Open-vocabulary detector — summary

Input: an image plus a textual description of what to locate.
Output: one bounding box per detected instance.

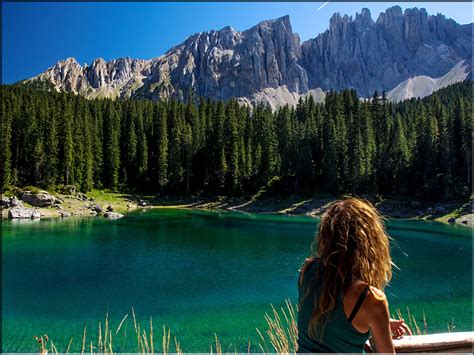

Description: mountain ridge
[24,6,472,106]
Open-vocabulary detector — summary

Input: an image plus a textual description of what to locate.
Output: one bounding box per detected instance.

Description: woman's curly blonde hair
[299,197,393,340]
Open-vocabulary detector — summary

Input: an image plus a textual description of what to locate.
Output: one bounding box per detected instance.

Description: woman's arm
[367,292,395,353]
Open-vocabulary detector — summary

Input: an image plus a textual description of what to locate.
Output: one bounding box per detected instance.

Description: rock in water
[8,206,41,219]
[104,211,124,219]
[21,191,59,207]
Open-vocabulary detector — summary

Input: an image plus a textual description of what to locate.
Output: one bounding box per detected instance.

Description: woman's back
[297,258,370,353]
[297,198,410,353]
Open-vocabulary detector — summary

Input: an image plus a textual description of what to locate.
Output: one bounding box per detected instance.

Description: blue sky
[2,2,472,84]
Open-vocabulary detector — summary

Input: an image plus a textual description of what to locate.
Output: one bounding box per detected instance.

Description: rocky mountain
[25,6,472,106]
[300,7,472,97]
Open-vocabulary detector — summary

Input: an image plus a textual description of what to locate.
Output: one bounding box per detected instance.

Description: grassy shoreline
[19,301,469,354]
[1,188,472,227]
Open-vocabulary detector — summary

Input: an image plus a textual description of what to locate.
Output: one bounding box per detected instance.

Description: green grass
[85,189,133,212]
[435,206,469,223]
[86,189,128,203]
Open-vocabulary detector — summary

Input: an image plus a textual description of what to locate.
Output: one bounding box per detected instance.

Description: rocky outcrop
[104,211,124,219]
[10,196,22,207]
[59,210,72,218]
[300,6,472,97]
[92,204,104,213]
[1,196,21,208]
[28,16,307,104]
[21,191,61,207]
[154,15,308,100]
[25,7,472,105]
[8,206,41,219]
[0,197,10,208]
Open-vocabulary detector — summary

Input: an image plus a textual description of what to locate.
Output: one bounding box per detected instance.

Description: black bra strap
[348,286,370,323]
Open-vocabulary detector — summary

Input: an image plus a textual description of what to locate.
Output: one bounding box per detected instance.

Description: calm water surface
[2,209,472,352]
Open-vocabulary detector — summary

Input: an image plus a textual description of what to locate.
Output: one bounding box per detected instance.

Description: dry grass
[35,300,452,354]
[256,299,298,354]
[40,309,182,354]
[395,306,431,335]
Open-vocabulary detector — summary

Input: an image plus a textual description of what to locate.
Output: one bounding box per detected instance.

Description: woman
[297,197,411,353]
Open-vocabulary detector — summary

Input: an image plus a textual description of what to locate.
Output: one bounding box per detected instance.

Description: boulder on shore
[21,191,61,207]
[104,211,124,219]
[1,197,10,208]
[10,196,22,207]
[8,206,41,219]
[60,185,76,195]
[59,210,71,218]
[92,204,103,213]
[138,199,150,207]
[448,217,456,223]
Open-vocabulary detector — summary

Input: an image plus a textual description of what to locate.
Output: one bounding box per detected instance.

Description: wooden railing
[366,332,473,353]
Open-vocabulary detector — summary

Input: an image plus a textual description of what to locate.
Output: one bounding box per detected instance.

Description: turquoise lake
[2,209,473,352]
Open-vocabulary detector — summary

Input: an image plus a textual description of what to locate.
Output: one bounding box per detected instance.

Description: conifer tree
[322,116,338,192]
[136,109,148,183]
[0,81,470,200]
[386,114,410,193]
[225,101,240,193]
[59,101,74,186]
[1,96,13,189]
[155,105,168,192]
[103,102,121,189]
[168,101,184,190]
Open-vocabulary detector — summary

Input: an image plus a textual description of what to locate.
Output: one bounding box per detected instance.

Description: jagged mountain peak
[219,25,236,34]
[26,7,472,107]
[62,57,81,65]
[301,6,471,97]
[355,8,373,24]
[254,14,291,28]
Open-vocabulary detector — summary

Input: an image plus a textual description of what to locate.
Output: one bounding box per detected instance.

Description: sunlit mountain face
[24,6,472,108]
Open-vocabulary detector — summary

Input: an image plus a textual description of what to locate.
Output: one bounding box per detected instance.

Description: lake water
[2,209,472,352]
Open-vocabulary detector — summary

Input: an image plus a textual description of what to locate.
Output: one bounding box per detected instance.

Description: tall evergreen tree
[1,96,13,189]
[103,102,121,189]
[155,104,168,192]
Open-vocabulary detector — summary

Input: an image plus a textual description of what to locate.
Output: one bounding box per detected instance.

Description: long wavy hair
[299,197,393,340]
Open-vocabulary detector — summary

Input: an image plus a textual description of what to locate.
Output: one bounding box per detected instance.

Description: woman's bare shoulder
[368,286,387,302]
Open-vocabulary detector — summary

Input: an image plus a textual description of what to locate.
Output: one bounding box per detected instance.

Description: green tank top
[297,259,370,353]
